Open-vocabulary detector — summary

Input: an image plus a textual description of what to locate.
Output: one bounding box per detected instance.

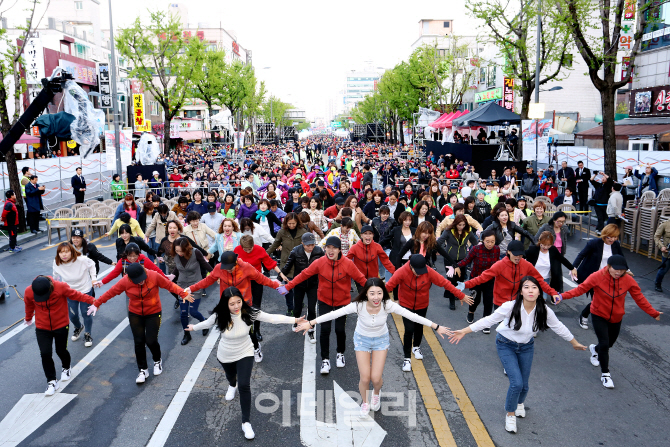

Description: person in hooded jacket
[24,276,97,395]
[236,195,258,221]
[557,255,661,389]
[115,224,157,261]
[346,225,395,283]
[386,254,472,372]
[278,236,366,375]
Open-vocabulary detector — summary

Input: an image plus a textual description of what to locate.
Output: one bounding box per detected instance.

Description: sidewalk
[1,220,50,252]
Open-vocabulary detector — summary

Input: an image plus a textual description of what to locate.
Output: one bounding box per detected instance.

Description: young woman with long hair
[295,277,450,416]
[113,193,138,222]
[399,221,452,271]
[52,242,100,348]
[449,276,586,434]
[186,286,305,440]
[525,231,577,298]
[485,206,536,258]
[438,214,479,310]
[69,229,113,274]
[239,217,274,247]
[209,218,242,262]
[306,196,328,243]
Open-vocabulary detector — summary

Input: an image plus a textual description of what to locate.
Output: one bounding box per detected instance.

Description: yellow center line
[390,313,457,447]
[424,330,495,447]
[40,234,107,250]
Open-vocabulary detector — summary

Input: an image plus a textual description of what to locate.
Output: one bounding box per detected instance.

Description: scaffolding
[352,124,366,138]
[255,123,276,144]
[366,123,385,143]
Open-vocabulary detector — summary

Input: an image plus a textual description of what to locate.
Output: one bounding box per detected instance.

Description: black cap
[207,203,217,212]
[335,197,345,205]
[219,251,238,270]
[317,180,325,186]
[507,240,525,256]
[126,263,147,284]
[32,277,52,302]
[607,254,628,271]
[71,228,84,238]
[325,236,341,249]
[409,254,428,275]
[486,182,494,186]
[450,184,458,189]
[361,225,374,234]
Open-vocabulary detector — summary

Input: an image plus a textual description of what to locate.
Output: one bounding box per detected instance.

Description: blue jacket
[208,232,242,261]
[634,167,658,196]
[24,181,45,212]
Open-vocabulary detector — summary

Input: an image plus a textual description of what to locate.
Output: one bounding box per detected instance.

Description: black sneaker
[482,327,491,334]
[449,301,456,311]
[256,332,263,342]
[203,328,209,336]
[173,299,180,309]
[466,312,475,324]
[286,310,294,317]
[655,284,663,292]
[71,326,84,341]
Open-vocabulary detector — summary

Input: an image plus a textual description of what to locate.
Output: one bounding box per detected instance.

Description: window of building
[184,110,199,118]
[74,1,83,10]
[150,101,159,116]
[642,3,670,51]
[444,21,450,28]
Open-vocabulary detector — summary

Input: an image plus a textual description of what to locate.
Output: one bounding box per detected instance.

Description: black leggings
[220,356,254,423]
[469,281,494,317]
[318,301,347,360]
[443,270,464,303]
[128,311,162,370]
[36,326,70,382]
[293,285,318,322]
[591,314,622,374]
[401,306,428,358]
[580,290,595,319]
[251,281,264,334]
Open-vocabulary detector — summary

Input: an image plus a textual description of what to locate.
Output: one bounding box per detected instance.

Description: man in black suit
[558,161,576,193]
[575,160,591,211]
[71,167,86,203]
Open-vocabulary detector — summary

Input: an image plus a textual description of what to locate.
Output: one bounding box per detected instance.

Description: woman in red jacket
[24,276,96,395]
[346,225,395,285]
[557,255,662,389]
[386,254,473,372]
[278,236,366,375]
[90,263,191,384]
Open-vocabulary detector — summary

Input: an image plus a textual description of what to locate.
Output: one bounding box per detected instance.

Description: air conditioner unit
[48,17,56,29]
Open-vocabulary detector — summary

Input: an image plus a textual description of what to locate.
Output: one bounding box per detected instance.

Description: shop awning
[575,124,670,139]
[0,134,40,144]
[177,130,207,140]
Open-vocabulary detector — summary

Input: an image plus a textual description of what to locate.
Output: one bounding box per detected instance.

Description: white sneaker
[515,403,525,418]
[360,402,370,417]
[320,360,331,374]
[412,346,423,360]
[505,414,517,433]
[579,316,589,330]
[601,373,614,389]
[402,358,412,372]
[71,326,83,341]
[44,380,59,396]
[136,369,149,384]
[84,333,93,348]
[308,329,316,344]
[503,368,507,376]
[60,368,71,382]
[254,346,263,363]
[336,353,345,368]
[225,385,237,401]
[153,359,163,376]
[241,422,255,439]
[589,344,600,367]
[371,393,381,411]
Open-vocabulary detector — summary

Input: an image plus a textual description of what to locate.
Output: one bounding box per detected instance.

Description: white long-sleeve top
[315,301,434,338]
[192,311,294,363]
[468,300,574,344]
[52,256,97,293]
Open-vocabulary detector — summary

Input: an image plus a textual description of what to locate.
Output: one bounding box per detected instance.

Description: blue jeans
[180,298,205,329]
[496,333,534,412]
[656,256,670,285]
[378,252,392,282]
[68,288,94,334]
[147,237,157,262]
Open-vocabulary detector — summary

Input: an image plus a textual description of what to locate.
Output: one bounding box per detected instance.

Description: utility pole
[108,0,122,177]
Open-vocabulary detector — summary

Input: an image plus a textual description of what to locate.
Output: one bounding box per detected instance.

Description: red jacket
[324,205,340,220]
[189,259,281,305]
[465,257,557,306]
[94,270,186,315]
[102,254,165,284]
[234,245,277,273]
[2,197,18,226]
[386,262,465,310]
[286,254,366,307]
[346,240,395,278]
[561,267,660,323]
[24,278,95,331]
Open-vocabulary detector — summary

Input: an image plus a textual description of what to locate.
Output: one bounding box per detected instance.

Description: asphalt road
[0,229,668,447]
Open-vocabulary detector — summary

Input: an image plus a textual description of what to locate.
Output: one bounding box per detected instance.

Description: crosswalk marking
[390,313,457,447]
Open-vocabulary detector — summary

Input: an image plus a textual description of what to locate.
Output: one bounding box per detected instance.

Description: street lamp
[529,103,545,173]
[540,86,563,93]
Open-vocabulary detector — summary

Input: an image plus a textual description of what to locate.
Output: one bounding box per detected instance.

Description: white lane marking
[300,332,387,447]
[0,317,129,447]
[563,277,578,288]
[0,318,33,348]
[146,327,221,447]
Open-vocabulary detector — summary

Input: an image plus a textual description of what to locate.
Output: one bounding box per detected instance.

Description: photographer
[653,219,670,292]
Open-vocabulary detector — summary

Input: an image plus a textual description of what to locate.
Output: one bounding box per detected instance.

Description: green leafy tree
[407,43,449,110]
[554,0,651,179]
[467,0,572,118]
[243,79,266,144]
[190,45,227,141]
[218,59,257,134]
[0,0,48,232]
[259,96,292,128]
[116,10,202,151]
[441,36,480,112]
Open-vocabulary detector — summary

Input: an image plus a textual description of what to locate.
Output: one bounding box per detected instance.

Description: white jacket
[52,256,96,293]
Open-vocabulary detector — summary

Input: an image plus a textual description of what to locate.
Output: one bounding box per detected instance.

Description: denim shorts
[353,330,390,352]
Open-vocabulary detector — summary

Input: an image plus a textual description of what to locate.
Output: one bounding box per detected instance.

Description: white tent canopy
[210,110,234,132]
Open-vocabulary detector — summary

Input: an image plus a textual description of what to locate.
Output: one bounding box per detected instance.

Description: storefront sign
[24,38,45,84]
[133,94,145,128]
[475,87,503,103]
[98,63,111,108]
[130,80,144,94]
[58,59,96,85]
[628,84,670,117]
[621,57,633,82]
[502,77,514,110]
[136,120,152,132]
[170,122,180,138]
[624,0,636,20]
[232,41,240,56]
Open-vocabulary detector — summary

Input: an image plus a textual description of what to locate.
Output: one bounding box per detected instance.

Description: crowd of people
[17,135,664,439]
